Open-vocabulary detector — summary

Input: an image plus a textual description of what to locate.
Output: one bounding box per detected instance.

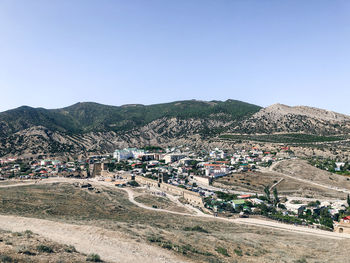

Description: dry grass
[0,228,89,262]
[214,161,350,199]
[0,182,349,262]
[134,192,193,214]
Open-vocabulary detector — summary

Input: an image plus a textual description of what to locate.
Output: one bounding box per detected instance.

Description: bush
[183,225,209,233]
[147,235,162,243]
[216,246,230,257]
[37,245,54,253]
[128,181,139,187]
[86,253,102,262]
[0,255,13,263]
[65,245,77,253]
[24,230,33,237]
[234,248,243,256]
[16,245,35,255]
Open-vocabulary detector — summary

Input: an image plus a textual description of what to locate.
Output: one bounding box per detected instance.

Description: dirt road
[120,187,350,240]
[268,160,350,194]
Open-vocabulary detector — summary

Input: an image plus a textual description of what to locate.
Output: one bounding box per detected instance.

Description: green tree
[264,185,271,202]
[347,194,350,207]
[273,188,279,206]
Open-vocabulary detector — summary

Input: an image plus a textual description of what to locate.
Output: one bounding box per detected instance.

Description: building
[113,148,145,162]
[334,216,350,233]
[231,199,246,209]
[204,164,229,178]
[209,148,226,159]
[163,153,187,164]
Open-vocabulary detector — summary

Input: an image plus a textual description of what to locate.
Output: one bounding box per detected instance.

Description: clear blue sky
[1,0,350,114]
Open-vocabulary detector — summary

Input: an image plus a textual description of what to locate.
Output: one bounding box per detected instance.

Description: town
[1,145,350,234]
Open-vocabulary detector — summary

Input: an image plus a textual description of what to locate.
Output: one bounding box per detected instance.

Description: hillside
[0,99,261,157]
[0,100,260,136]
[233,103,350,135]
[2,100,350,158]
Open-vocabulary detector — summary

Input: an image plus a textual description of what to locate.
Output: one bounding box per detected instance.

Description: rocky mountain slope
[1,100,350,158]
[234,103,350,135]
[0,100,260,157]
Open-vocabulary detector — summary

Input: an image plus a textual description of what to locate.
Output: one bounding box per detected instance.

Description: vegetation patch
[216,246,230,257]
[183,225,209,233]
[86,253,103,262]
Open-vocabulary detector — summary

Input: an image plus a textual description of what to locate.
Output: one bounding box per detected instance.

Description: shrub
[234,248,243,256]
[37,245,54,253]
[24,230,33,237]
[147,235,162,243]
[65,245,77,253]
[16,245,35,255]
[24,230,33,235]
[86,253,102,262]
[128,181,139,187]
[216,246,230,257]
[0,255,13,263]
[183,225,209,233]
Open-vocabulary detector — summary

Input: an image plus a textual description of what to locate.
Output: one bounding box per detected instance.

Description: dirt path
[0,176,349,263]
[2,178,348,240]
[0,215,188,263]
[120,187,350,240]
[268,160,350,194]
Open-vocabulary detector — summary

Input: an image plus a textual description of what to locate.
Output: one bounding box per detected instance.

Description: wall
[334,222,350,234]
[193,175,211,186]
[135,175,204,207]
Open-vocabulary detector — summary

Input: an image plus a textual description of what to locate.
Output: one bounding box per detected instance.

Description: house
[231,199,246,210]
[335,162,345,172]
[113,148,145,162]
[334,216,350,233]
[204,164,229,178]
[238,194,251,199]
[163,154,187,164]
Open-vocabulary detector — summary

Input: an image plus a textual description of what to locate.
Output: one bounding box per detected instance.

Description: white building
[163,153,187,164]
[209,148,226,159]
[113,148,145,162]
[204,164,229,178]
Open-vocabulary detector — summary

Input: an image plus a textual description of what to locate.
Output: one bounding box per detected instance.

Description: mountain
[233,103,350,135]
[0,100,261,157]
[1,100,350,158]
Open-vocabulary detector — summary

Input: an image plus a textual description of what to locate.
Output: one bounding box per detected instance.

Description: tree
[273,188,279,206]
[264,185,271,202]
[347,194,350,207]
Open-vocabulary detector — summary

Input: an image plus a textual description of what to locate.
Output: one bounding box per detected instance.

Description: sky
[0,0,350,114]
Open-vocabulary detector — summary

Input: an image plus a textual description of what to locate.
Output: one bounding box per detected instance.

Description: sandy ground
[0,214,189,263]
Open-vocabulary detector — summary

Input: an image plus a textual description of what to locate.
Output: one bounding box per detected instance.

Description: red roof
[238,194,251,199]
[343,216,350,220]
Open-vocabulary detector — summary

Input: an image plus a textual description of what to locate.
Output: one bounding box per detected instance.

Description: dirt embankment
[0,215,189,263]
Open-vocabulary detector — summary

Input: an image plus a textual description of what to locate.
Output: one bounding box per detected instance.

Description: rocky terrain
[235,103,350,135]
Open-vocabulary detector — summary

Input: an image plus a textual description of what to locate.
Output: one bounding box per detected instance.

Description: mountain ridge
[1,99,349,158]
